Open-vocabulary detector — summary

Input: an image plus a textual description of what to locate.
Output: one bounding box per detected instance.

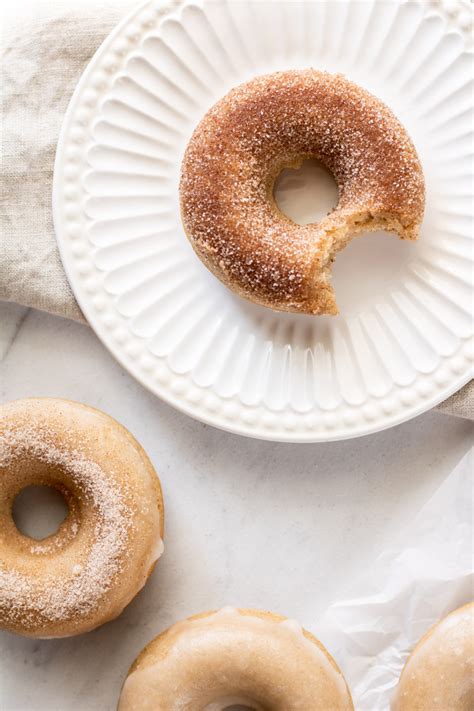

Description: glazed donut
[118,607,354,710]
[393,603,474,710]
[180,69,425,315]
[0,398,164,638]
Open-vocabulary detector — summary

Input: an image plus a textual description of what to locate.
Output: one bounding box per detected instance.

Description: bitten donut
[0,398,164,638]
[118,607,354,710]
[393,603,474,710]
[180,69,425,315]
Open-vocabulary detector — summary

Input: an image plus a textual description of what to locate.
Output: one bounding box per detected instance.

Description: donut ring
[118,607,354,710]
[393,603,474,710]
[0,398,164,638]
[180,70,425,315]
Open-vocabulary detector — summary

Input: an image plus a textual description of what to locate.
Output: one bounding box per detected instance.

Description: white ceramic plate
[53,0,473,442]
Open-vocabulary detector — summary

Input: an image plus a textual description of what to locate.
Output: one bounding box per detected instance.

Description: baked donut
[180,69,425,315]
[118,607,354,710]
[393,603,474,710]
[0,398,164,638]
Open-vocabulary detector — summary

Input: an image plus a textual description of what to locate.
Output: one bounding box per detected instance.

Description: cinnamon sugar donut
[118,607,354,710]
[393,603,474,710]
[180,69,425,315]
[0,398,164,638]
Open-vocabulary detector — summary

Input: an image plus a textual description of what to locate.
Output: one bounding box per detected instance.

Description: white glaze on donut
[118,608,353,710]
[393,603,474,710]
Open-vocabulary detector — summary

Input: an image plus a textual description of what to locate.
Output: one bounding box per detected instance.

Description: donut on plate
[393,603,474,710]
[0,398,164,638]
[180,69,425,315]
[118,607,354,710]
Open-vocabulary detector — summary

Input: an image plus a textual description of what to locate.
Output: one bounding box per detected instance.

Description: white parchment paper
[318,449,473,711]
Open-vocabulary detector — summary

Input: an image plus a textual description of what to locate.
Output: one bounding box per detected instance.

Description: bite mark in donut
[180,70,425,315]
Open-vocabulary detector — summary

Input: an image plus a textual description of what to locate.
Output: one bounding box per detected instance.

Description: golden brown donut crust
[118,607,354,710]
[393,603,474,711]
[180,69,425,315]
[0,398,164,638]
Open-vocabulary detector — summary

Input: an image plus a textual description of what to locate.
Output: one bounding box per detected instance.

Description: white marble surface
[0,300,472,711]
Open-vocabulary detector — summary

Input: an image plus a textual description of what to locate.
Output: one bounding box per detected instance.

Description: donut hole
[13,485,69,540]
[207,698,264,711]
[214,700,264,711]
[273,158,339,226]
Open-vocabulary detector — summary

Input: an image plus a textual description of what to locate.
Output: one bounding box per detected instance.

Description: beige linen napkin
[1,0,472,417]
[1,0,134,321]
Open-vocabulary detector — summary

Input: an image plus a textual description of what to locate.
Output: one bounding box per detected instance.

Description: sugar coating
[180,70,425,315]
[0,422,132,629]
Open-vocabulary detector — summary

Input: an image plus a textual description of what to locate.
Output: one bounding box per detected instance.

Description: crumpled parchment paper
[317,449,473,710]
